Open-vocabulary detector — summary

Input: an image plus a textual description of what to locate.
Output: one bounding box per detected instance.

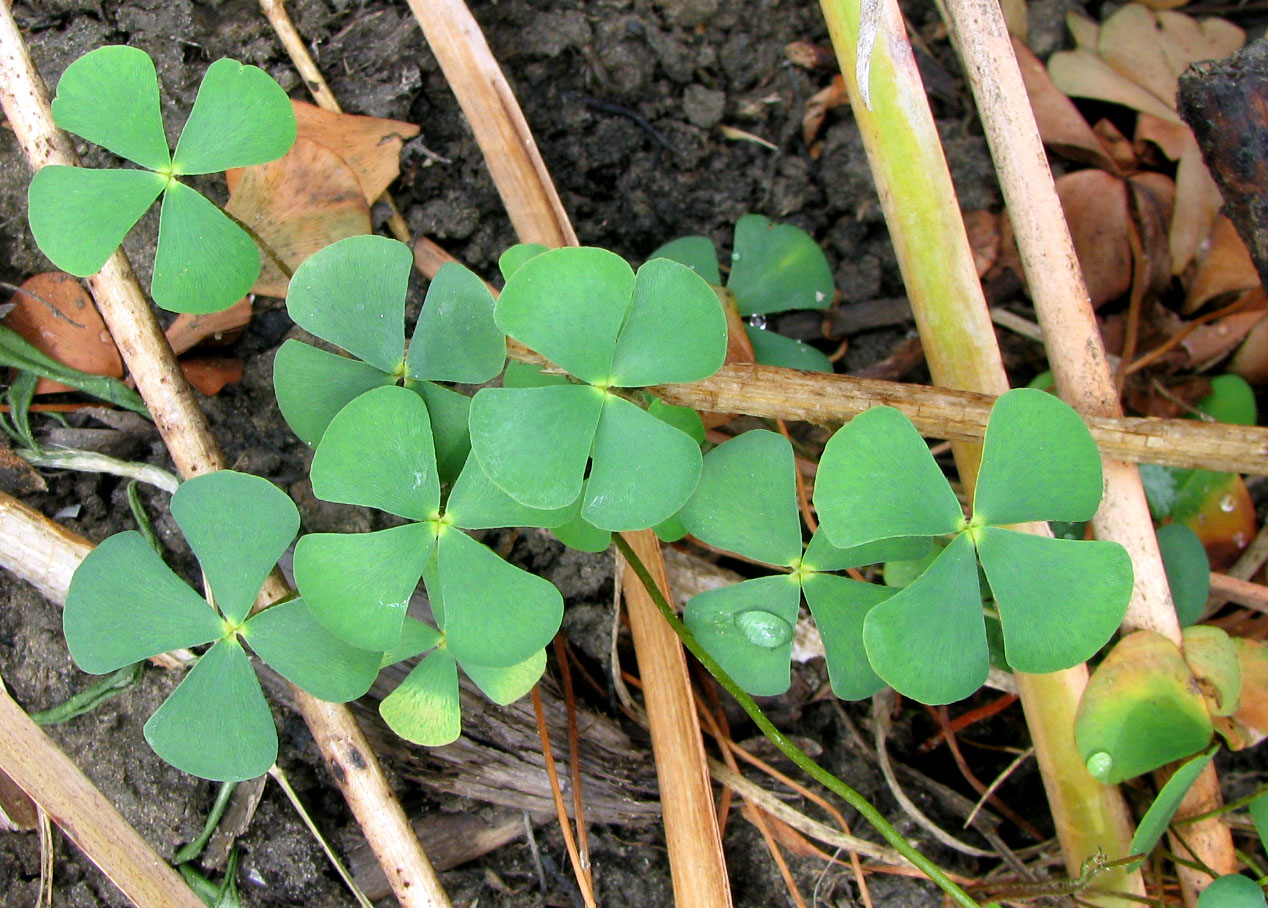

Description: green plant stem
[29,662,143,725]
[173,781,236,864]
[612,533,982,908]
[1176,787,1268,826]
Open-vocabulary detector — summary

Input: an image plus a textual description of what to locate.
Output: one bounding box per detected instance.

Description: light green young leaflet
[377,616,547,746]
[292,385,563,663]
[28,46,295,313]
[275,235,503,482]
[678,430,925,699]
[470,246,726,531]
[63,471,380,781]
[814,388,1132,704]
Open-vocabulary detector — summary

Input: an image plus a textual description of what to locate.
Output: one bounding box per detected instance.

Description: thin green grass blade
[976,527,1131,674]
[0,324,149,417]
[727,214,834,315]
[446,456,574,530]
[406,263,504,383]
[745,326,834,373]
[381,616,444,668]
[170,471,298,625]
[272,340,393,445]
[410,381,471,485]
[684,575,801,697]
[679,429,801,566]
[646,235,721,284]
[50,46,170,171]
[468,384,605,509]
[309,385,439,521]
[64,531,225,673]
[801,529,933,572]
[495,246,632,384]
[1157,523,1211,627]
[435,529,563,668]
[1128,745,1218,869]
[801,572,892,700]
[972,388,1103,526]
[171,58,295,174]
[285,235,409,373]
[242,599,380,702]
[863,532,988,704]
[151,181,258,313]
[815,406,963,549]
[1250,791,1268,858]
[608,258,727,387]
[379,649,461,746]
[583,394,703,532]
[143,639,276,781]
[292,522,435,652]
[28,166,165,277]
[464,649,547,705]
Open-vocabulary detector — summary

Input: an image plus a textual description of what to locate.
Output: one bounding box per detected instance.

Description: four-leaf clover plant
[291,384,565,742]
[813,388,1133,704]
[28,46,296,313]
[678,429,930,697]
[274,235,504,482]
[469,245,727,532]
[64,471,380,781]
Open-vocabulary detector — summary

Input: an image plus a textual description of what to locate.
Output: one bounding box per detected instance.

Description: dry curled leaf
[962,210,1000,277]
[4,272,122,394]
[290,101,420,205]
[166,298,253,357]
[803,74,847,149]
[1186,217,1262,312]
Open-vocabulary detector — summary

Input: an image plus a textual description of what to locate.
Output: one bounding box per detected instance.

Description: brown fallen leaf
[1012,36,1118,172]
[165,298,253,357]
[962,210,1000,277]
[180,358,245,397]
[289,101,420,205]
[784,41,838,71]
[0,437,46,494]
[226,137,372,297]
[1056,169,1133,308]
[1227,289,1268,384]
[1180,304,1267,371]
[803,74,847,149]
[1186,216,1261,312]
[4,272,123,394]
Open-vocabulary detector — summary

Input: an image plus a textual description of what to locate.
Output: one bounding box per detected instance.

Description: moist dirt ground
[0,0,1082,905]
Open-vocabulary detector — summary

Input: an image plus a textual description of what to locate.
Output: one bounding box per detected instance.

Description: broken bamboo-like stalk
[402,1,733,904]
[816,0,1144,902]
[939,0,1235,898]
[652,363,1268,476]
[0,8,453,907]
[0,673,206,908]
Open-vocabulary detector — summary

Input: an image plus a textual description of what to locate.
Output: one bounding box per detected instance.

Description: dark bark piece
[1178,40,1268,291]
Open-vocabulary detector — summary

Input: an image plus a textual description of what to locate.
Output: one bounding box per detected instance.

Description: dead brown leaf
[802,74,848,150]
[226,137,372,297]
[1227,289,1268,384]
[1186,217,1262,312]
[290,101,420,205]
[166,298,253,357]
[4,272,122,394]
[180,358,245,397]
[962,210,1000,277]
[1012,36,1118,172]
[0,438,46,494]
[1056,169,1134,308]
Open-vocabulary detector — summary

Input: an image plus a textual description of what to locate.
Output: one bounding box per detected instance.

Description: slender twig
[530,687,598,908]
[613,534,984,908]
[551,634,593,891]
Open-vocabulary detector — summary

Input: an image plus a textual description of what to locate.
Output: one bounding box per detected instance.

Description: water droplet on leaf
[734,610,793,648]
[1085,751,1114,781]
[747,315,767,330]
[1219,495,1236,512]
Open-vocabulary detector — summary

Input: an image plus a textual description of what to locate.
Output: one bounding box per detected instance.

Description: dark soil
[0,0,1051,906]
